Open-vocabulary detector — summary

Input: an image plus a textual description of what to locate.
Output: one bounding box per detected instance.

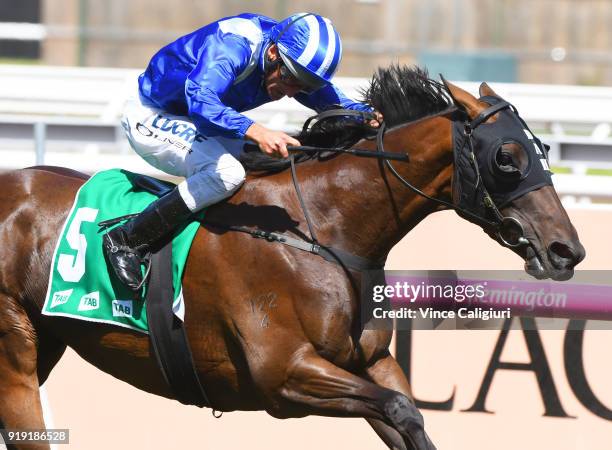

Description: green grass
[551,166,572,174]
[586,168,612,176]
[550,166,612,176]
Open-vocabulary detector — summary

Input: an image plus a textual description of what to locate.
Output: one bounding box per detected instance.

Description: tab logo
[112,300,133,318]
[78,291,99,311]
[51,289,73,308]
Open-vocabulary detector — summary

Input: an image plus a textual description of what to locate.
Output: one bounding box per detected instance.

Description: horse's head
[441,79,585,280]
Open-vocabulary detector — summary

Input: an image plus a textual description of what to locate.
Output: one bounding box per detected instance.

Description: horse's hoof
[384,394,435,450]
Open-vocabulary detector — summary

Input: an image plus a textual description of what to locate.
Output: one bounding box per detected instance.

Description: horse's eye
[497,151,516,168]
[495,151,521,176]
[493,143,527,178]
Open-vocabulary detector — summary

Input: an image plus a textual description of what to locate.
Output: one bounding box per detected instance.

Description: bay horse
[0,66,584,450]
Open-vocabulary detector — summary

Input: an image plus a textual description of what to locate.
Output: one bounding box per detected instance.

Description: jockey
[104,12,380,291]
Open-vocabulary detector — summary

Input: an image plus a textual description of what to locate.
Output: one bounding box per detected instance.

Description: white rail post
[34,122,47,165]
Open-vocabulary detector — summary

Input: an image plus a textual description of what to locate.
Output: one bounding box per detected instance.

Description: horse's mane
[241,65,453,173]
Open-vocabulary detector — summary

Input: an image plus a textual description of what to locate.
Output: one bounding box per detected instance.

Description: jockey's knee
[218,158,246,193]
[178,159,245,211]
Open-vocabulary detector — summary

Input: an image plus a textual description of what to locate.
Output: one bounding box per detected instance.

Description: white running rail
[1,65,611,202]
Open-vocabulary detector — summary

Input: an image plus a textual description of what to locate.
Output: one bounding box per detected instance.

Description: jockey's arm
[185,34,254,139]
[185,34,297,158]
[295,84,383,127]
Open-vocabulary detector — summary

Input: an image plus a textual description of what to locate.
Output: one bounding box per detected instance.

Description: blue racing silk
[138,13,372,139]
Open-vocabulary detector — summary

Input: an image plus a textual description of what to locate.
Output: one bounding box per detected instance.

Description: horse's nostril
[548,240,582,269]
[550,241,575,259]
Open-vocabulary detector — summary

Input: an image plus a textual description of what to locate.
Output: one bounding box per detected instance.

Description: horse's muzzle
[524,238,585,281]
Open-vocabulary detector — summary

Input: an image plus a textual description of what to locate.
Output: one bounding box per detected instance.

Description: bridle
[214,101,541,273]
[377,101,531,248]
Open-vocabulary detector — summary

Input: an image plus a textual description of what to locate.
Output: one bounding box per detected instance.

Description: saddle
[131,174,174,198]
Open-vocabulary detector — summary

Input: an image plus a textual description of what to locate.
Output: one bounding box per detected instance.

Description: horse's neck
[296,116,454,261]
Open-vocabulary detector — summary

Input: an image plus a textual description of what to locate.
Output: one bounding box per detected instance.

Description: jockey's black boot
[103,187,192,291]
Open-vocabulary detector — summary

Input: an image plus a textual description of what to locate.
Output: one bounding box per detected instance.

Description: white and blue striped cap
[271,13,343,91]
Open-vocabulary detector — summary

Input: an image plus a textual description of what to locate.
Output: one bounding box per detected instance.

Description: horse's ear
[439,75,481,119]
[479,82,498,98]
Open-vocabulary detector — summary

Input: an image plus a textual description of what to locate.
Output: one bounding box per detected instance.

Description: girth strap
[146,241,210,408]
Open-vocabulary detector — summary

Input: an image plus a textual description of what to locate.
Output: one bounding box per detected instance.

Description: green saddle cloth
[42,169,201,333]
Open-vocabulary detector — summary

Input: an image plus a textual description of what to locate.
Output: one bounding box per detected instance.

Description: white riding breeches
[121,95,247,212]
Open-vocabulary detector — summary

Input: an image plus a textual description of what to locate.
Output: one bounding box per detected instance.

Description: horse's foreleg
[364,351,437,450]
[366,418,409,450]
[0,297,49,450]
[263,347,433,450]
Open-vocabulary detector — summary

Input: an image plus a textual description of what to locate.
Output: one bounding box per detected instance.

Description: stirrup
[108,249,152,292]
[133,252,153,292]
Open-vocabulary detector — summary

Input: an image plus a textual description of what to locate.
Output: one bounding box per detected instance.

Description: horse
[0,66,584,450]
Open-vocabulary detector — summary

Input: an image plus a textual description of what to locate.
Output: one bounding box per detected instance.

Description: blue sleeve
[185,33,255,138]
[295,83,373,113]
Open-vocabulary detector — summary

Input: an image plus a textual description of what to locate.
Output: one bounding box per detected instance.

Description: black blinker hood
[452,95,553,222]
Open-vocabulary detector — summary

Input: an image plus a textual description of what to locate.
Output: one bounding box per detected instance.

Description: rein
[220,104,532,274]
